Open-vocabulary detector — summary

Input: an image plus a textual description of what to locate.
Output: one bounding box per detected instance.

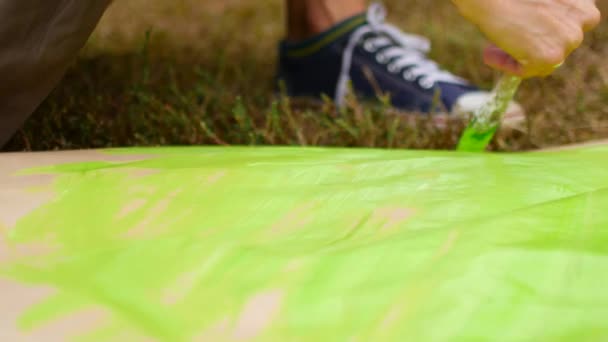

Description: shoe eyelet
[418,77,435,90]
[375,52,389,64]
[403,69,416,82]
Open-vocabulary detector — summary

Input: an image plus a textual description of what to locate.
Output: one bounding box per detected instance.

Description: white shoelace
[335,3,467,107]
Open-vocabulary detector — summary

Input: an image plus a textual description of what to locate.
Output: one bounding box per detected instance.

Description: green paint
[457,124,498,152]
[2,146,608,340]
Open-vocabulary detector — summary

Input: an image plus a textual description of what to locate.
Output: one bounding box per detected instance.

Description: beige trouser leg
[0,0,112,147]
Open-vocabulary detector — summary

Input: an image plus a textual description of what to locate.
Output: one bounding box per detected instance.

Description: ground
[3,0,608,152]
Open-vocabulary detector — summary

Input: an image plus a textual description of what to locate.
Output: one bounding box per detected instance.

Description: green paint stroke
[456,125,499,153]
[2,146,608,341]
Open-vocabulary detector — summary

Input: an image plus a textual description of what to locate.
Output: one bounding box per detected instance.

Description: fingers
[461,0,601,78]
[509,0,599,78]
[527,46,564,77]
[555,0,601,31]
[566,0,602,32]
[583,6,602,32]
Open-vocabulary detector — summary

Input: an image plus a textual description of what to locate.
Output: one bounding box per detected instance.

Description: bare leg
[285,0,366,41]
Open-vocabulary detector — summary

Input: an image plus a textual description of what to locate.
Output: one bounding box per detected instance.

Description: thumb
[483,44,524,76]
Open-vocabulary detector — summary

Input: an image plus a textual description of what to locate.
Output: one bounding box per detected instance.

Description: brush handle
[457,74,522,152]
[470,74,522,131]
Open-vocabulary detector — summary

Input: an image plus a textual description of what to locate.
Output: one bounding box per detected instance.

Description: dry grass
[3,0,608,152]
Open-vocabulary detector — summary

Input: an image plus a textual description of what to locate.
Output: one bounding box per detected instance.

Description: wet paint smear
[457,125,498,152]
[2,146,608,341]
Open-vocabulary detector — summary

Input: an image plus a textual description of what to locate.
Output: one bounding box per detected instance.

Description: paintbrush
[457,74,522,152]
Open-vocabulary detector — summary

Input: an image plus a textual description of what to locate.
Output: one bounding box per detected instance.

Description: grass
[3,0,608,152]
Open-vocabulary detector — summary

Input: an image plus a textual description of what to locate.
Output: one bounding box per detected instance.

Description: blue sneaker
[277,3,524,128]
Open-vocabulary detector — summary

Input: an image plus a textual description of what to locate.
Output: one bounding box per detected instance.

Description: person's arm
[452,0,601,77]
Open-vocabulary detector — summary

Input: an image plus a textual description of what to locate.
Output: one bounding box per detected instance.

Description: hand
[452,0,601,77]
